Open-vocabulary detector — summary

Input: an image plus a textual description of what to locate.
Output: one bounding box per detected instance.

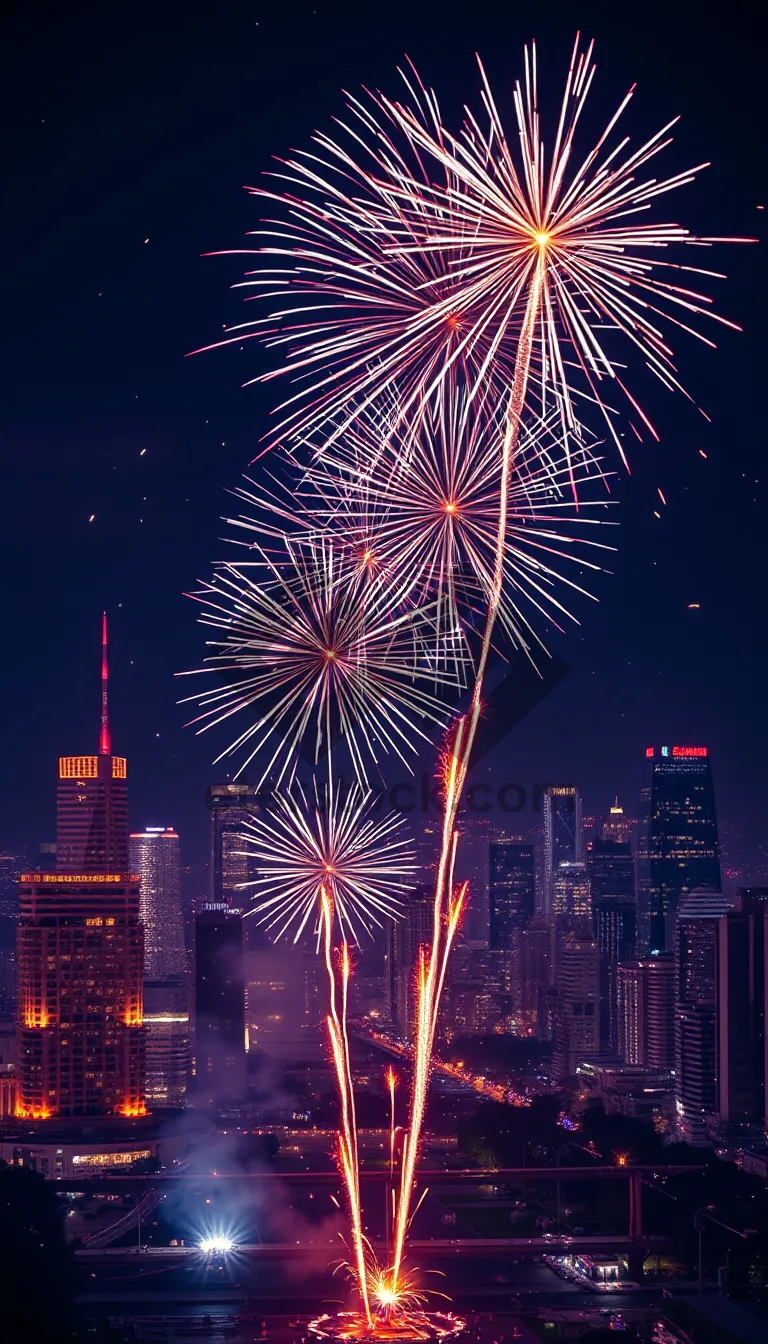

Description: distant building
[553,933,600,1079]
[386,888,433,1034]
[587,837,634,904]
[0,850,23,1015]
[595,898,637,1051]
[129,828,186,980]
[510,919,552,1037]
[488,842,535,950]
[638,746,721,954]
[16,616,145,1119]
[543,787,581,918]
[206,783,260,909]
[717,891,768,1131]
[616,954,675,1070]
[674,887,731,1144]
[194,906,246,1105]
[602,798,636,848]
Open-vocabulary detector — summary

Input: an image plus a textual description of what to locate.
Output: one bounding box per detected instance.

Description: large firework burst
[199,35,747,469]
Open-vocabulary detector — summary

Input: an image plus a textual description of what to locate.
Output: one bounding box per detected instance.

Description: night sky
[1,0,766,896]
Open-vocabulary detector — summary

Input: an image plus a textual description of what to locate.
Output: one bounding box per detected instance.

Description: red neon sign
[645,747,654,758]
[672,746,708,757]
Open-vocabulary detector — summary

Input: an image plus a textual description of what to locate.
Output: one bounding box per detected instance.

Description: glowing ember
[308,1311,465,1343]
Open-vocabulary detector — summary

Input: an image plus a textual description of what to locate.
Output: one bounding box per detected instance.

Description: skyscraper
[129,828,188,1108]
[386,887,433,1033]
[552,933,600,1079]
[510,919,552,1037]
[16,618,145,1118]
[129,828,186,980]
[717,891,768,1131]
[488,842,535,950]
[206,783,260,908]
[543,786,581,917]
[0,850,23,1015]
[56,617,128,874]
[595,898,637,1051]
[616,954,674,1070]
[194,907,246,1105]
[602,798,635,848]
[639,746,721,954]
[587,837,635,903]
[674,887,731,1144]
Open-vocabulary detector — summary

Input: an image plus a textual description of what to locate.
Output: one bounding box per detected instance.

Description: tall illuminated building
[207,783,260,908]
[15,616,145,1119]
[616,955,674,1070]
[602,798,636,847]
[386,887,434,1033]
[129,828,188,1108]
[129,828,186,980]
[489,842,535,950]
[638,746,721,954]
[552,933,600,1079]
[0,850,24,1014]
[543,786,581,918]
[674,887,731,1145]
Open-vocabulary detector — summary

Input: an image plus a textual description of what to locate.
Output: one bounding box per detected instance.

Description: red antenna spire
[99,611,111,756]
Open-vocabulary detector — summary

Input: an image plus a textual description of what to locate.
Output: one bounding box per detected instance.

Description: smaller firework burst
[240,781,413,946]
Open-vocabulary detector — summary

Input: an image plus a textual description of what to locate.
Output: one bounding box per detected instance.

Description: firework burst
[178,535,461,786]
[240,782,413,946]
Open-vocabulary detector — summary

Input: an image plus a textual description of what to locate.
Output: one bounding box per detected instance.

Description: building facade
[639,746,721,954]
[674,887,731,1144]
[553,934,600,1079]
[616,954,674,1071]
[194,906,246,1105]
[543,787,581,918]
[488,842,535,950]
[717,892,768,1130]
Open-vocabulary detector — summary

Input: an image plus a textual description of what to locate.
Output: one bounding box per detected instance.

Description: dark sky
[1,0,766,894]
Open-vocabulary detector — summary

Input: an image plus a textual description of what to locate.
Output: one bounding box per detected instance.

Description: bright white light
[199,1234,235,1254]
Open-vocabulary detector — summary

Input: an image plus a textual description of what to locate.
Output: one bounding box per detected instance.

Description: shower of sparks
[196,37,750,465]
[178,535,460,787]
[386,1067,398,1182]
[240,783,413,946]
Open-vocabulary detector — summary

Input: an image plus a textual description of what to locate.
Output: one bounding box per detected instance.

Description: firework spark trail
[390,268,542,1291]
[386,1067,397,1183]
[321,890,372,1325]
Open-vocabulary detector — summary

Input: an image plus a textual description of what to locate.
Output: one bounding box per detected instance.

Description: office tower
[510,919,552,1036]
[602,798,635,847]
[141,980,189,1108]
[552,933,600,1078]
[674,887,731,1144]
[551,861,591,923]
[129,828,186,980]
[489,842,535,950]
[16,617,145,1119]
[544,786,581,917]
[129,827,189,1108]
[638,746,721,954]
[56,615,128,873]
[717,891,768,1130]
[617,954,674,1069]
[0,850,23,1014]
[586,837,635,903]
[206,783,260,908]
[386,887,433,1033]
[194,907,246,1105]
[454,817,494,944]
[595,898,637,1051]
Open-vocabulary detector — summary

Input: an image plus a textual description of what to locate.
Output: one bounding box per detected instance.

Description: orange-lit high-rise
[16,617,146,1118]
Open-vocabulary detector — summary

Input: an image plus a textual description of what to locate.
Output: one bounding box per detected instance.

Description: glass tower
[639,746,721,954]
